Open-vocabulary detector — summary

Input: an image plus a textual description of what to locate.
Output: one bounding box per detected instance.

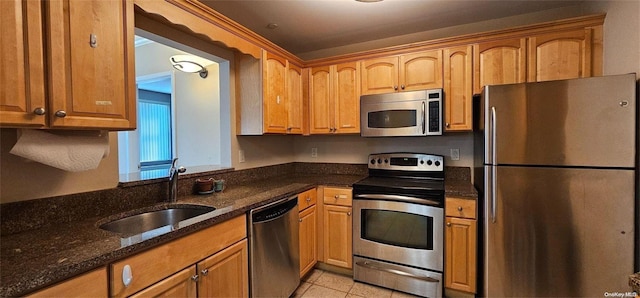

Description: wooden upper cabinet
[309,66,332,134]
[360,56,398,95]
[443,45,473,131]
[399,50,443,91]
[473,38,527,94]
[287,62,304,134]
[333,62,360,134]
[0,0,47,127]
[263,51,288,133]
[46,0,136,130]
[527,28,596,82]
[361,50,442,95]
[309,62,360,134]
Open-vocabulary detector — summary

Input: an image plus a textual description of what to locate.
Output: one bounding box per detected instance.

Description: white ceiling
[200,0,585,56]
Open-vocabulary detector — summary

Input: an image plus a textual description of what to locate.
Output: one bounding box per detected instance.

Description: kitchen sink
[99,206,216,235]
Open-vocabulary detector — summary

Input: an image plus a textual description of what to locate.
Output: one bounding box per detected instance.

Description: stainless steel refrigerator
[474,73,638,296]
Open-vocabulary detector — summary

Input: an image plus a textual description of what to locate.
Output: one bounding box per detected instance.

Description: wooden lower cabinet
[26,267,107,297]
[299,205,318,277]
[110,215,247,297]
[130,266,197,298]
[323,204,352,269]
[197,239,249,298]
[444,197,478,294]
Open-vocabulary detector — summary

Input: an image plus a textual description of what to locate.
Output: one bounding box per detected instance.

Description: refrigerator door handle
[491,106,497,223]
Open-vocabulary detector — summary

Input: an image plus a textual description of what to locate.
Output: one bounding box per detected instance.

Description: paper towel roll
[10,129,110,172]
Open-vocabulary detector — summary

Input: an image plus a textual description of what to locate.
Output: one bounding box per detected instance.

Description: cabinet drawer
[323,187,352,206]
[110,215,246,297]
[27,267,107,297]
[446,197,477,219]
[298,188,317,211]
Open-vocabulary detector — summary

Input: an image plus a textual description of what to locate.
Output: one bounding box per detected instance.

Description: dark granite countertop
[1,170,476,296]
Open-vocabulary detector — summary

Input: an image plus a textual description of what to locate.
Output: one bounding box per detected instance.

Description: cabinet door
[323,204,353,269]
[528,29,593,82]
[309,66,332,134]
[473,38,526,94]
[400,50,443,91]
[287,62,304,134]
[198,239,249,298]
[26,268,107,297]
[361,57,398,95]
[130,266,197,298]
[333,62,360,134]
[263,51,288,133]
[46,0,136,130]
[1,0,46,127]
[443,45,473,131]
[445,216,477,293]
[299,205,317,277]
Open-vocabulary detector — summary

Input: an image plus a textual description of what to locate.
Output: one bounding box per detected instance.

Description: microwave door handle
[422,101,426,135]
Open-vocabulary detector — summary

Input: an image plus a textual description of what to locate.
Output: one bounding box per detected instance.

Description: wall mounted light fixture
[170,55,208,78]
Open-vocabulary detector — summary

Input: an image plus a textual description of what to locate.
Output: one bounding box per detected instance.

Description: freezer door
[484,165,635,297]
[483,73,636,167]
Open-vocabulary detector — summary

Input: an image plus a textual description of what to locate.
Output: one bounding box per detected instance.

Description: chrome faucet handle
[171,158,179,168]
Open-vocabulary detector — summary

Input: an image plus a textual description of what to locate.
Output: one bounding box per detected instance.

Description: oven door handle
[356,261,440,283]
[355,194,440,206]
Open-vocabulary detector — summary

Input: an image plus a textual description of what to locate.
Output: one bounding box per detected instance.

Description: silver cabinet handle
[446,222,451,227]
[401,85,405,90]
[355,261,439,283]
[306,197,311,202]
[55,110,67,118]
[201,269,208,276]
[393,85,398,91]
[33,107,46,115]
[89,34,97,48]
[347,212,351,216]
[457,206,463,211]
[445,122,450,128]
[334,195,339,199]
[191,275,199,282]
[299,218,303,222]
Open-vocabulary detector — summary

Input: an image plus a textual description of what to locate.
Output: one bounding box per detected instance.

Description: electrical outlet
[450,148,460,161]
[311,148,318,158]
[239,150,245,163]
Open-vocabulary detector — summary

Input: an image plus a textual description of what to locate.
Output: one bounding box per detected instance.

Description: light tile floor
[292,269,421,298]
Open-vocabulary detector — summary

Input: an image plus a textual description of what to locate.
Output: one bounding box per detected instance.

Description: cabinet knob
[89,34,98,48]
[201,269,209,276]
[457,206,463,211]
[191,275,199,282]
[299,218,303,222]
[306,197,311,202]
[401,85,405,90]
[347,212,352,216]
[334,195,339,199]
[33,107,46,115]
[445,122,450,128]
[55,110,67,118]
[394,85,398,91]
[446,222,451,227]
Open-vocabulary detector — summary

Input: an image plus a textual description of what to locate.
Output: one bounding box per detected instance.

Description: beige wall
[1,1,637,203]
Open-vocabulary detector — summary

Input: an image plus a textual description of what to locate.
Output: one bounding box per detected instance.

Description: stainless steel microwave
[360,89,443,137]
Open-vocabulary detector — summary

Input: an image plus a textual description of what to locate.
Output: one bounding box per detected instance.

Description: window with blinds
[137,89,172,173]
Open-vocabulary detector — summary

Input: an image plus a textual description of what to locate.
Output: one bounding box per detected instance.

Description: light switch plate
[450,148,460,161]
[311,148,318,158]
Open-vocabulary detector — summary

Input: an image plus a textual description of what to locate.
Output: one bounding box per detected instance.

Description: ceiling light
[169,55,208,78]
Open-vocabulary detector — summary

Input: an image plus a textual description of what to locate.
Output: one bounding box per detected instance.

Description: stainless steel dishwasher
[248,195,300,297]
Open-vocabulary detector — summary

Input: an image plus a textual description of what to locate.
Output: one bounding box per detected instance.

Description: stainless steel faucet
[169,158,186,203]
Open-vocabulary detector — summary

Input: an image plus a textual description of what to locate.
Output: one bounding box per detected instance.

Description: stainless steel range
[352,152,445,298]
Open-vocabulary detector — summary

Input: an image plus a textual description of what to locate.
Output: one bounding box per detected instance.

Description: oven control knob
[377,158,382,164]
[426,160,433,166]
[370,159,376,165]
[420,160,424,165]
[384,159,388,163]
[435,161,441,166]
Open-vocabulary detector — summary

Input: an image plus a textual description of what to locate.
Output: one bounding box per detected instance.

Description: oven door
[360,99,426,137]
[353,196,444,271]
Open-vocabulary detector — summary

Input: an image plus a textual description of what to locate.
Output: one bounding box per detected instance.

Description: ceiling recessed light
[266,23,279,29]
